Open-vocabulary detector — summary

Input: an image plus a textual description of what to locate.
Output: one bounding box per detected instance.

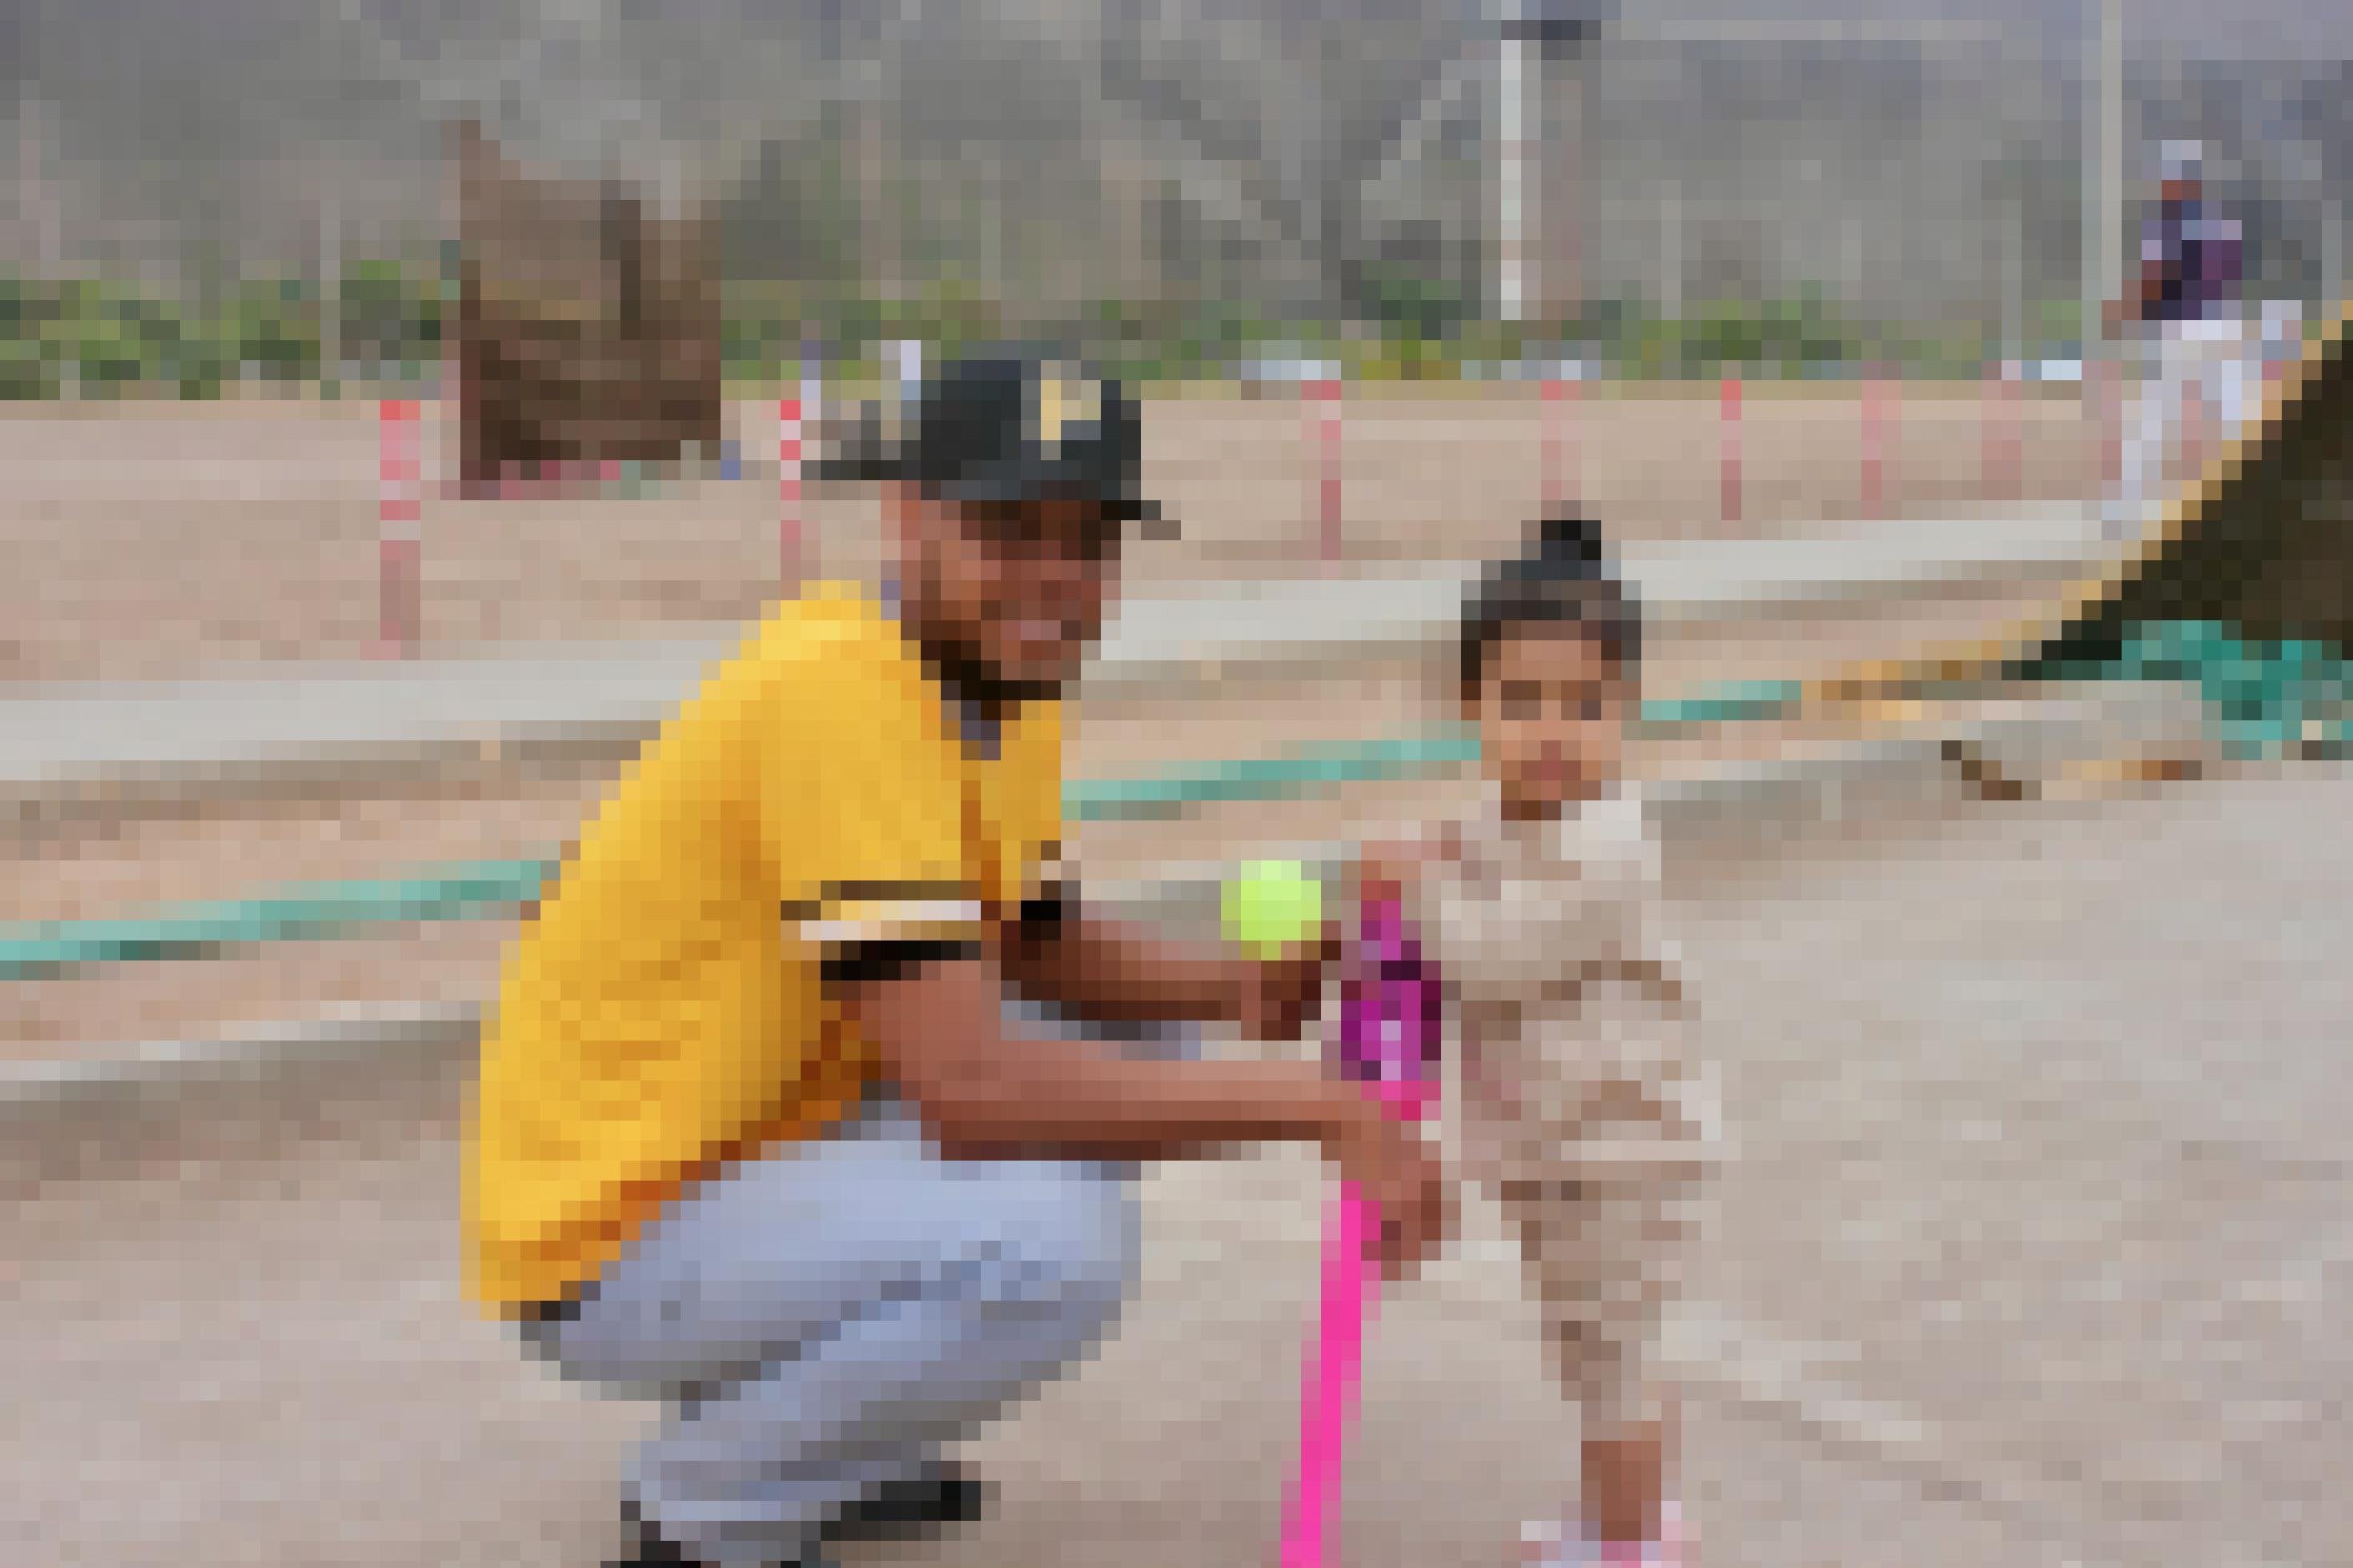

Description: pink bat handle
[1278,897,1440,1568]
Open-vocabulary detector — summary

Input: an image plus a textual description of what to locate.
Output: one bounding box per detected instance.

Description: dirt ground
[0,557,2094,1058]
[0,387,2106,1052]
[12,399,2343,1567]
[10,768,2349,1568]
[0,389,2099,686]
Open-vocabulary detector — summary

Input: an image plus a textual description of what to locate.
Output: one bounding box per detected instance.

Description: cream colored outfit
[1410,784,1723,1441]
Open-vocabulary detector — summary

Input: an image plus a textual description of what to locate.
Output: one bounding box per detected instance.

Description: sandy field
[10,768,2348,1568]
[0,383,2108,1053]
[0,388,2099,686]
[0,552,2095,1057]
[10,392,2343,1566]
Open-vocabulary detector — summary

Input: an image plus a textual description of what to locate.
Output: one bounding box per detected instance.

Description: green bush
[0,268,2074,397]
[338,259,445,378]
[226,278,321,385]
[25,281,208,397]
[1353,263,1474,341]
[0,336,58,400]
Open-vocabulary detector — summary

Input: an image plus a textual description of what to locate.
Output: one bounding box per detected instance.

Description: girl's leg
[1579,1401,1674,1547]
[1504,1171,1700,1562]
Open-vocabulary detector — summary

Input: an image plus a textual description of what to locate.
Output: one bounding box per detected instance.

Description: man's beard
[918,624,1062,714]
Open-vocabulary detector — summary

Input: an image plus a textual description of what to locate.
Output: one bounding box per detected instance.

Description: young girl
[1363,516,1723,1567]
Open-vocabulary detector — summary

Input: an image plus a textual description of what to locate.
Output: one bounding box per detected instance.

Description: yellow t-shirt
[462,585,1066,1315]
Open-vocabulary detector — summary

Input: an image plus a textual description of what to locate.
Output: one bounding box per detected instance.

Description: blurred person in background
[2102,140,2255,541]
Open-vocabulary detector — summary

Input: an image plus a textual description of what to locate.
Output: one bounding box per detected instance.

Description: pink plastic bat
[1278,893,1444,1568]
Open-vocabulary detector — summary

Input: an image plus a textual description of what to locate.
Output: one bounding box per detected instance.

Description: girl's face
[1472,626,1631,816]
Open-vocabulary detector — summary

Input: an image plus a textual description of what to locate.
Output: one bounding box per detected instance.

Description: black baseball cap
[813,348,1169,533]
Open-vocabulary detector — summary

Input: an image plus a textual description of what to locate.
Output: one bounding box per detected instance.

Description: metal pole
[2324,194,2345,314]
[1994,203,2026,501]
[319,190,343,399]
[2090,0,2124,358]
[1499,33,1529,325]
[22,95,76,399]
[22,94,62,279]
[1661,185,1684,322]
[1720,373,1742,527]
[2003,195,2024,369]
[1548,62,1585,331]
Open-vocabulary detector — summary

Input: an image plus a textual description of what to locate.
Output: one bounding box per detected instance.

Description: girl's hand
[1356,828,1460,904]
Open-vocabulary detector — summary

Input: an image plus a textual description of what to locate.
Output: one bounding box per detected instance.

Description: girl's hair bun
[1500,514,1608,587]
[1533,514,1605,574]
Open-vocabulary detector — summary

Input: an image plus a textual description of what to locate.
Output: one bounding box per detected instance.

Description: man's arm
[2106,214,2174,335]
[834,947,1354,1162]
[2105,258,2169,334]
[826,927,1456,1277]
[994,884,1250,1028]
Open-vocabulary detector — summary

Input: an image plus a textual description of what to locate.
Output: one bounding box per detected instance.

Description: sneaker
[1517,1502,1687,1568]
[610,1463,986,1568]
[613,1501,828,1568]
[612,1502,717,1568]
[824,1460,992,1545]
[1520,1515,1608,1567]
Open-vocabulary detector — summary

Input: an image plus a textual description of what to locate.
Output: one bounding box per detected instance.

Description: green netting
[2096,621,2353,760]
[2,636,2335,978]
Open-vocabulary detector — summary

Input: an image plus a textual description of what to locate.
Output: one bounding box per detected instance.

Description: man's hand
[1324,1103,1456,1281]
[1230,922,1340,1043]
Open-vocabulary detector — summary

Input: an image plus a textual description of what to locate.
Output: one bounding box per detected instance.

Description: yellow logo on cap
[1034,371,1102,455]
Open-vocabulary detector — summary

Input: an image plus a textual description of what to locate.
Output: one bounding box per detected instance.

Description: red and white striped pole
[1719,374,1744,527]
[1540,372,1573,511]
[376,397,422,659]
[1312,375,1343,563]
[778,393,805,587]
[1986,361,2023,503]
[1861,368,1890,516]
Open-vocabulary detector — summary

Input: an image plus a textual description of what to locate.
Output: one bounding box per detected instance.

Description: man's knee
[969,1165,1138,1339]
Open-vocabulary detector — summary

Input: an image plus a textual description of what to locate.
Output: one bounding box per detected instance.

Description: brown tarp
[451,122,723,485]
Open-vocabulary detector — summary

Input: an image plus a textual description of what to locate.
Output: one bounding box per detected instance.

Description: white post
[22,95,75,400]
[1499,34,1529,325]
[1660,184,1684,322]
[319,190,343,398]
[1544,58,1584,330]
[1995,202,2027,500]
[2086,0,2124,359]
[2002,198,2025,366]
[21,94,62,279]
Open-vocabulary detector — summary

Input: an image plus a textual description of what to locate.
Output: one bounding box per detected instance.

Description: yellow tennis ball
[1223,859,1324,959]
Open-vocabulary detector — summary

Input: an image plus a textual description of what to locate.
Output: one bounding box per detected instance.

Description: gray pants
[522,1004,1190,1566]
[2103,312,2258,540]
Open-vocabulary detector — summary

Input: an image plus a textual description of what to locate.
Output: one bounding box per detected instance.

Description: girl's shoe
[1518,1502,1688,1567]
